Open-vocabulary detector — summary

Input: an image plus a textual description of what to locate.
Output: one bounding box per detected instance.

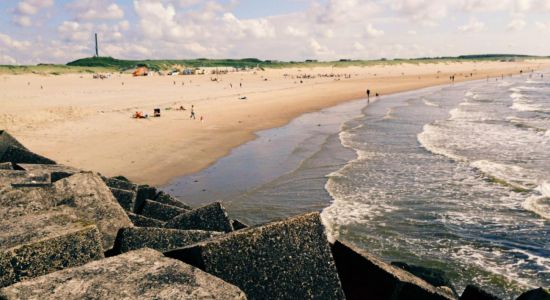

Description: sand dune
[1,60,549,185]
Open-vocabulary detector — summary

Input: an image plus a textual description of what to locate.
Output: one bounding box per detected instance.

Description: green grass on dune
[1,54,547,75]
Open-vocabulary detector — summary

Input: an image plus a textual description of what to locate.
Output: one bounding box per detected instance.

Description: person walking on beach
[190,105,196,119]
[366,89,371,103]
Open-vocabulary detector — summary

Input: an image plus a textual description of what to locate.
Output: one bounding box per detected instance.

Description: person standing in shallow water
[366,89,370,103]
[190,105,196,119]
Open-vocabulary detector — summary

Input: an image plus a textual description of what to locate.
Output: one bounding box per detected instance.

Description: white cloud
[389,0,448,25]
[68,0,124,20]
[365,24,384,38]
[0,33,31,50]
[458,18,485,32]
[507,19,526,31]
[58,21,92,42]
[12,0,54,27]
[0,54,17,65]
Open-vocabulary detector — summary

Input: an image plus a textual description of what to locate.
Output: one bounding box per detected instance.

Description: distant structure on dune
[94,33,99,57]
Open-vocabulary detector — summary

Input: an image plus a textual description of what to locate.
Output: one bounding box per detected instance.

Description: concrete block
[135,185,157,213]
[112,227,221,253]
[166,212,344,300]
[109,187,136,212]
[516,288,550,300]
[140,199,188,221]
[231,219,248,230]
[0,248,247,300]
[331,240,455,300]
[0,210,104,288]
[103,177,138,193]
[155,191,192,210]
[0,162,13,170]
[127,212,166,228]
[459,285,501,300]
[165,202,233,233]
[0,145,56,165]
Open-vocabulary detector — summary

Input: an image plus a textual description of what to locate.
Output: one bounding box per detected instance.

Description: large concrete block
[127,212,166,228]
[0,172,133,251]
[516,288,550,300]
[0,145,56,165]
[166,212,344,300]
[103,177,138,193]
[16,164,80,182]
[112,227,221,253]
[0,248,247,300]
[52,172,134,250]
[0,170,50,187]
[0,210,104,288]
[109,187,136,212]
[459,285,500,300]
[136,184,157,212]
[0,162,13,170]
[0,131,26,152]
[155,191,193,210]
[331,240,455,300]
[165,202,233,233]
[140,199,188,221]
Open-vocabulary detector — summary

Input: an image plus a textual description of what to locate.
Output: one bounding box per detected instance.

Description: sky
[1,0,550,64]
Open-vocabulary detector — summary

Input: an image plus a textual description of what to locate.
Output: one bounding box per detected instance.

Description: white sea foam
[470,160,538,190]
[417,123,465,161]
[523,182,550,220]
[422,98,439,107]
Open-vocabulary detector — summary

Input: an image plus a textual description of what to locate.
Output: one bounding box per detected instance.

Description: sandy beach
[1,60,549,185]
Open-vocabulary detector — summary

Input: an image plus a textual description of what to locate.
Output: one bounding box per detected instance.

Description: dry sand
[1,60,549,186]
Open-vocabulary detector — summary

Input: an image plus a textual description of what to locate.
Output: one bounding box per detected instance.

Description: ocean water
[164,71,549,298]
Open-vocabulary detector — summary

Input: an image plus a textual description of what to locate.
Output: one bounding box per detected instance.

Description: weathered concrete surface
[112,227,221,253]
[0,131,26,152]
[136,185,158,213]
[109,187,136,212]
[127,212,166,228]
[103,177,138,193]
[0,210,104,288]
[166,212,344,300]
[0,248,247,300]
[331,240,455,300]
[0,170,50,187]
[391,261,457,296]
[52,173,133,250]
[231,219,248,230]
[459,285,500,300]
[140,199,188,221]
[16,164,80,182]
[0,172,133,250]
[0,162,13,170]
[516,288,550,300]
[165,202,233,233]
[155,191,193,210]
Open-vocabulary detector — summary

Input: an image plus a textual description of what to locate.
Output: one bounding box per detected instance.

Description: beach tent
[133,67,148,77]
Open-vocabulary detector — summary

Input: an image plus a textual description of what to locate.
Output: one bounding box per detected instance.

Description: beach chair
[154,108,161,117]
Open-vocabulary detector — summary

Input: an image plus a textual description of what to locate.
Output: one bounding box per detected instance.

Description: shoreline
[2,60,549,186]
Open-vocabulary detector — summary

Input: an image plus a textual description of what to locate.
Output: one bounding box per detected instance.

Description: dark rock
[135,185,157,213]
[0,248,247,299]
[0,146,56,165]
[0,172,133,251]
[0,162,13,170]
[112,175,130,182]
[140,199,188,221]
[166,212,344,300]
[165,201,233,233]
[16,164,80,177]
[0,130,26,153]
[459,285,501,300]
[331,240,454,300]
[127,212,166,228]
[231,219,249,230]
[109,187,136,212]
[0,209,104,288]
[516,288,550,300]
[154,191,192,210]
[112,227,221,253]
[392,261,457,296]
[103,177,138,193]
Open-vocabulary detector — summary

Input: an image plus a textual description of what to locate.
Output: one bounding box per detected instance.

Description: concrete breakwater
[0,130,547,300]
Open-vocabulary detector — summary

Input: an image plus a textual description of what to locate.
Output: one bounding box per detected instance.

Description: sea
[163,70,549,299]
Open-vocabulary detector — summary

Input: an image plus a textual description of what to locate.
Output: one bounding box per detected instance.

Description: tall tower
[94,33,99,57]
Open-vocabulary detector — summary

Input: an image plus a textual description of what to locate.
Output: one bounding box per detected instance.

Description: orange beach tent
[133,67,148,77]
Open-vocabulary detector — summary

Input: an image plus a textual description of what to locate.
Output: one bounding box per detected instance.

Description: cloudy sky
[1,0,550,64]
